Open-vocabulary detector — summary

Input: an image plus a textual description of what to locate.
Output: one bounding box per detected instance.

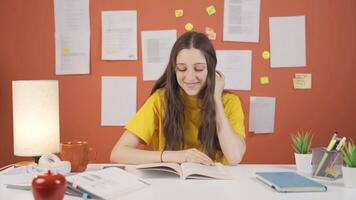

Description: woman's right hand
[166,148,214,165]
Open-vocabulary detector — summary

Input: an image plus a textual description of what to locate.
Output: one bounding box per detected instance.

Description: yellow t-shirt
[125,89,245,164]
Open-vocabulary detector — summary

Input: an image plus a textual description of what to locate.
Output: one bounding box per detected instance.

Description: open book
[66,167,149,199]
[134,162,231,180]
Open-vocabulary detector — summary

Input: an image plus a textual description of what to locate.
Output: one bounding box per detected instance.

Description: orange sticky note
[206,5,216,16]
[207,32,216,40]
[175,9,183,17]
[260,76,269,85]
[205,27,216,40]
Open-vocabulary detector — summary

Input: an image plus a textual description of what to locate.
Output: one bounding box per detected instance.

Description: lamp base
[33,156,41,164]
[14,160,36,167]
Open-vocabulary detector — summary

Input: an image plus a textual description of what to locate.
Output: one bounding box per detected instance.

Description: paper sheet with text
[54,0,90,75]
[141,30,177,80]
[102,10,137,60]
[223,0,260,42]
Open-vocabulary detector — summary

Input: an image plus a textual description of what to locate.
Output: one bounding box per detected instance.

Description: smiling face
[175,48,208,97]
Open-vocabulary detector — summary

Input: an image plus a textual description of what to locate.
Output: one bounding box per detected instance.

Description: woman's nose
[185,69,196,81]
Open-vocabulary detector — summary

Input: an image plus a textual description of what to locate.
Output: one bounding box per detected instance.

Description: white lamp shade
[12,80,60,156]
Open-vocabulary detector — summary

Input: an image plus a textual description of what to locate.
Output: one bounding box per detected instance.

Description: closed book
[256,172,327,192]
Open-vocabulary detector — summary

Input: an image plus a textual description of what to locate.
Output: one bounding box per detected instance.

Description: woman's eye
[194,64,206,72]
[176,68,186,72]
[194,67,206,72]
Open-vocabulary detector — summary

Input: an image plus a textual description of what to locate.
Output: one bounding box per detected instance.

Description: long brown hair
[151,31,220,159]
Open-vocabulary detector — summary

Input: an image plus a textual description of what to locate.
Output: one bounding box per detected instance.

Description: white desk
[1,164,355,200]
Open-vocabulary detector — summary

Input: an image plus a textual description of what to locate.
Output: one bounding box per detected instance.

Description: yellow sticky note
[175,9,183,17]
[205,27,216,40]
[185,23,194,31]
[107,48,116,53]
[260,76,269,85]
[293,73,312,89]
[61,47,70,55]
[206,5,216,16]
[262,51,270,60]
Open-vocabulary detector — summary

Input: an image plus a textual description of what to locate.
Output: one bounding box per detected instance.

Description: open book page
[134,162,182,177]
[66,167,149,199]
[181,163,232,180]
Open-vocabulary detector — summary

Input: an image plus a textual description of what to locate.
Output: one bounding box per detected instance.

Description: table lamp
[12,80,60,163]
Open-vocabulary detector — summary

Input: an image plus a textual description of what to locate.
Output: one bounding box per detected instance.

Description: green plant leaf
[291,130,312,154]
[342,141,356,167]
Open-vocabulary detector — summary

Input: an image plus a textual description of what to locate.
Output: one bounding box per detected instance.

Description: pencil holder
[311,147,342,180]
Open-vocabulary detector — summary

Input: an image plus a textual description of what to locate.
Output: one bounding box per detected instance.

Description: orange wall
[1,0,355,167]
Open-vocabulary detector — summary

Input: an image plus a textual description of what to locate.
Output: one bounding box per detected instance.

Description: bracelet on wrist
[160,150,165,162]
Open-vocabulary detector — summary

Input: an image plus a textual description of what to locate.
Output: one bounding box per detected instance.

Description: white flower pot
[342,166,356,188]
[294,153,312,174]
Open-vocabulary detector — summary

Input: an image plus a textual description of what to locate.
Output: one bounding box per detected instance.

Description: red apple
[32,170,67,200]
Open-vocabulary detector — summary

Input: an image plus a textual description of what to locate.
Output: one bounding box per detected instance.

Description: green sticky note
[175,9,183,17]
[206,5,216,16]
[260,76,269,84]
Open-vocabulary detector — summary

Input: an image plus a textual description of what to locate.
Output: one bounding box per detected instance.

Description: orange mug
[59,141,95,172]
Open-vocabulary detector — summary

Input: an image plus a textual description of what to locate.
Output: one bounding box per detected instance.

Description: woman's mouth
[185,82,199,89]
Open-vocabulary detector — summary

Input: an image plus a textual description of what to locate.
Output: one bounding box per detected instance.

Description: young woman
[110,31,246,165]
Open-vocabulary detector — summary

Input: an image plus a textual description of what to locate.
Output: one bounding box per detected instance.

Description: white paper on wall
[54,0,90,75]
[55,32,90,75]
[269,16,306,68]
[249,96,276,134]
[141,30,176,80]
[102,11,137,60]
[216,50,252,91]
[101,76,136,126]
[223,0,260,42]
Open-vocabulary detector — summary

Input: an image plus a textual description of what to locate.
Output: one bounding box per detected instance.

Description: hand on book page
[134,162,231,180]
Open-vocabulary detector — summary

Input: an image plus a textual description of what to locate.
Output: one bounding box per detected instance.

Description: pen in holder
[312,147,342,180]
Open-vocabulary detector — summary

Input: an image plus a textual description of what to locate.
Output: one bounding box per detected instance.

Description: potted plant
[291,130,313,174]
[341,141,356,188]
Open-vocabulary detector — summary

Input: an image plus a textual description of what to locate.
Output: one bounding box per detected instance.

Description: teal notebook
[256,172,327,193]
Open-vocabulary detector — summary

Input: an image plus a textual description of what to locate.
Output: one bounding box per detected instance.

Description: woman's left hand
[214,71,225,101]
